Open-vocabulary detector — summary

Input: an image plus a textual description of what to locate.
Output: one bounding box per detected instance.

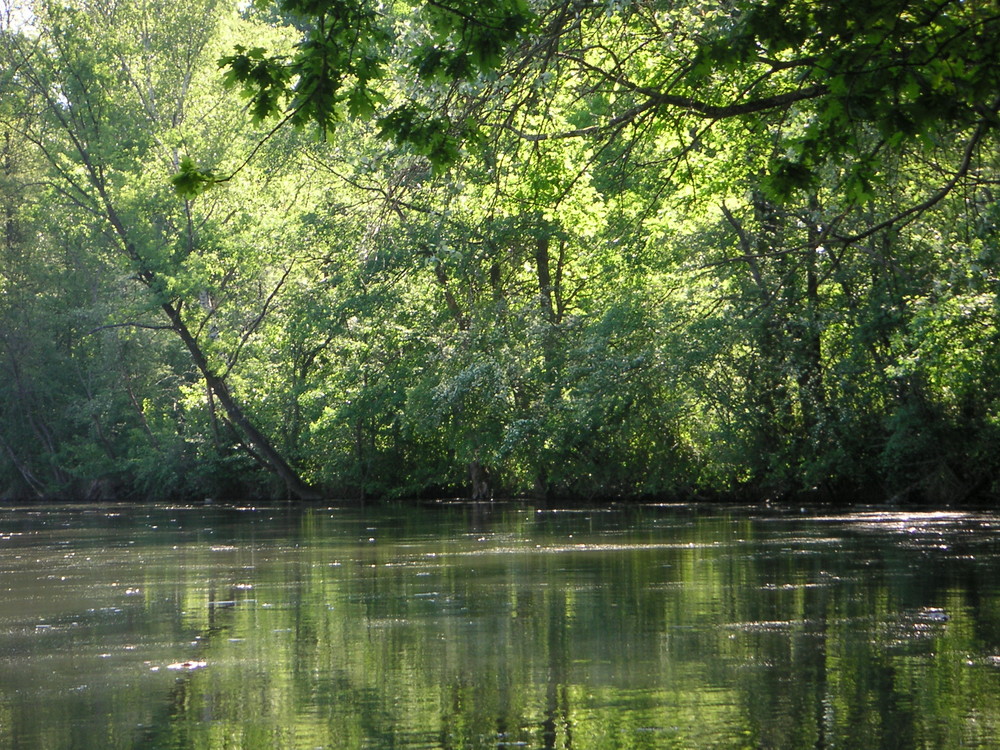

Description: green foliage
[210,0,532,167]
[171,156,219,197]
[4,0,1000,503]
[219,44,294,122]
[375,105,461,166]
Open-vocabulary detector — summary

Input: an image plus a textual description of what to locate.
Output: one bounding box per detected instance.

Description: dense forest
[1,0,998,504]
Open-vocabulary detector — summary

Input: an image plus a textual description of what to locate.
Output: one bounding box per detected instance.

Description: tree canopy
[2,0,999,503]
[206,0,1000,204]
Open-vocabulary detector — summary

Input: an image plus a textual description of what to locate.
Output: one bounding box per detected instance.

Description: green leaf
[170,156,217,198]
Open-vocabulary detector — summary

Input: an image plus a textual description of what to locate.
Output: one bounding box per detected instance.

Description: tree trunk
[161,302,321,500]
[535,235,556,325]
[534,234,562,389]
[470,459,492,501]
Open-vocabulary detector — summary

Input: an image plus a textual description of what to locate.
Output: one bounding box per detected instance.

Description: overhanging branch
[830,98,1000,246]
[492,83,828,142]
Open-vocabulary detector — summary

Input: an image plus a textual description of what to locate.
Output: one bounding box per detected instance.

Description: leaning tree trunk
[161,302,321,500]
[97,181,319,500]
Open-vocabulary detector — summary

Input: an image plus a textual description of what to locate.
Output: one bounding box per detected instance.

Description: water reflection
[1,503,1000,748]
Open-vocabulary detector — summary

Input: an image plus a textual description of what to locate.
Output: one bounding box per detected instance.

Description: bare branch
[222,262,296,378]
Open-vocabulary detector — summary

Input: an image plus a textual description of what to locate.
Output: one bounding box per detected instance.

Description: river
[1,501,1000,748]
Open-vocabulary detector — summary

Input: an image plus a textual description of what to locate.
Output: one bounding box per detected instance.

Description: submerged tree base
[4,462,995,508]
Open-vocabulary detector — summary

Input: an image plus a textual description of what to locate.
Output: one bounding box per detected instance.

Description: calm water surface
[2,502,1000,749]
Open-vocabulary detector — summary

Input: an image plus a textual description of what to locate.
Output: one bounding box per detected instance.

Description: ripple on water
[722,619,822,633]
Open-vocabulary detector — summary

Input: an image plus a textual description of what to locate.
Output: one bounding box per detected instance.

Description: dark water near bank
[2,502,1000,749]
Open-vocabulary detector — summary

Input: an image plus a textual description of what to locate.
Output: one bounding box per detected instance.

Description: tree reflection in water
[0,504,999,749]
